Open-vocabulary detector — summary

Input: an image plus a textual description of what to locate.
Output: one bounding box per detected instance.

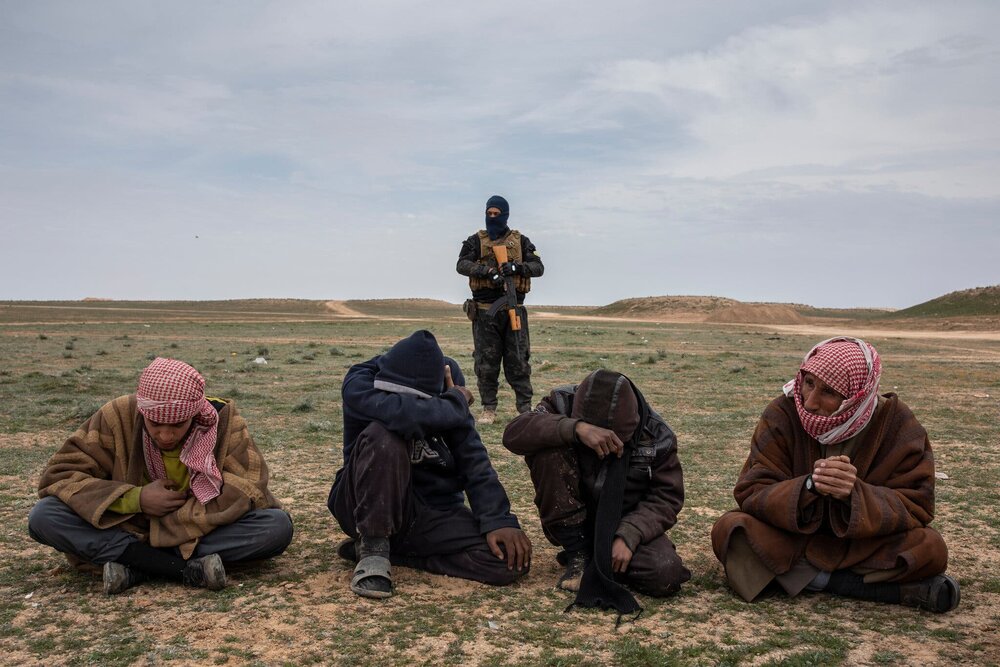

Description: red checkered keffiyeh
[782,337,882,445]
[137,357,223,503]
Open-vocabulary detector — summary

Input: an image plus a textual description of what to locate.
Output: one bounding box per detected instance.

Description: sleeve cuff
[795,477,824,532]
[480,516,521,534]
[614,522,643,552]
[558,417,582,446]
[107,486,142,515]
[829,486,858,537]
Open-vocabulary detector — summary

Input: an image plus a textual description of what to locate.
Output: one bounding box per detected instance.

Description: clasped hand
[140,478,188,517]
[812,454,857,501]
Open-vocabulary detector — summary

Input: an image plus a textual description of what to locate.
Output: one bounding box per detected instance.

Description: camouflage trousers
[472,305,532,412]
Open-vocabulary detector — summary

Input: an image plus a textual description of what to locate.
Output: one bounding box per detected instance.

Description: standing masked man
[456,195,544,424]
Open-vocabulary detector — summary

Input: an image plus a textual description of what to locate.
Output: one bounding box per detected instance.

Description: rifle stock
[491,245,522,331]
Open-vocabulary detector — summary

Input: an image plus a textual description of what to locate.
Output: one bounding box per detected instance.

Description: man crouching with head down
[503,370,690,617]
[328,330,531,599]
[29,358,293,595]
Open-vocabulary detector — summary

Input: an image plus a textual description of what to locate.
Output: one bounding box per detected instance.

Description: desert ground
[0,299,997,666]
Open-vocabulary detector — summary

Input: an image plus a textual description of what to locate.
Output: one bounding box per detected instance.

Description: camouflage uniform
[472,305,533,413]
[457,228,543,413]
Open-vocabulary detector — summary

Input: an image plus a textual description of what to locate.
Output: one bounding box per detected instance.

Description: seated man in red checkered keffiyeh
[711,337,959,613]
[28,357,293,594]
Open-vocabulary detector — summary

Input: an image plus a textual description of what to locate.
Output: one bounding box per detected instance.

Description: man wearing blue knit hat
[328,330,531,599]
[457,195,544,424]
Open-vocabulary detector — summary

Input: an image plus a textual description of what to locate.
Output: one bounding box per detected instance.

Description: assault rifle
[487,244,524,357]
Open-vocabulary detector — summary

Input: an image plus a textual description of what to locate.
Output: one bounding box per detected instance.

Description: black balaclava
[485,195,510,240]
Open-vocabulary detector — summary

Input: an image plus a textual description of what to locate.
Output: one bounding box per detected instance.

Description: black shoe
[336,538,358,562]
[557,551,588,592]
[103,561,147,595]
[899,574,960,613]
[182,554,227,591]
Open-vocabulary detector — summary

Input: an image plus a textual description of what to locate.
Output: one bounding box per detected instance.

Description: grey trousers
[28,496,293,564]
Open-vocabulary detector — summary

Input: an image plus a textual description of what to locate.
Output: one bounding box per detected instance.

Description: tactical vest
[468,229,531,293]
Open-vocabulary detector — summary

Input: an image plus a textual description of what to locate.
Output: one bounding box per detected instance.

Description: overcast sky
[1,1,998,308]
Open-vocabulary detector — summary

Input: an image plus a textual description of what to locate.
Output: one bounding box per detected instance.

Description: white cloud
[575,5,1000,197]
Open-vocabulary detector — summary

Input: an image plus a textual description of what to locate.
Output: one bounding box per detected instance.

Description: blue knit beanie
[486,195,509,215]
[374,330,445,398]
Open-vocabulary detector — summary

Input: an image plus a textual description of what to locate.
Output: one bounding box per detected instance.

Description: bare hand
[575,421,624,458]
[813,455,857,501]
[486,527,532,571]
[140,479,187,517]
[444,364,475,407]
[611,537,633,573]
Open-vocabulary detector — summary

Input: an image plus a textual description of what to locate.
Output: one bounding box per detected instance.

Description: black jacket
[333,355,520,534]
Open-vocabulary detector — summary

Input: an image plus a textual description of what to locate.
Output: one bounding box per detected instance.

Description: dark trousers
[524,447,690,597]
[329,422,524,586]
[28,496,293,565]
[472,306,532,412]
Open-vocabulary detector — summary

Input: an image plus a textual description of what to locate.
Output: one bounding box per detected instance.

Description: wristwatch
[804,474,819,495]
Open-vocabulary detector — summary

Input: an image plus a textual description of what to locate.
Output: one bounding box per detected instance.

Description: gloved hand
[501,261,521,277]
[487,268,504,286]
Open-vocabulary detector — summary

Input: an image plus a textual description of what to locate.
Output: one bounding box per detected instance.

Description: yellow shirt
[107,446,191,514]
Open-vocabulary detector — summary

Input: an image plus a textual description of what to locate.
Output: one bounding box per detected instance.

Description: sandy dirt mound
[705,303,807,325]
[323,300,367,317]
[592,296,741,318]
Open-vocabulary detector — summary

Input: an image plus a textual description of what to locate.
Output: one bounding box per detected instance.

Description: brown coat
[38,395,280,558]
[711,393,947,582]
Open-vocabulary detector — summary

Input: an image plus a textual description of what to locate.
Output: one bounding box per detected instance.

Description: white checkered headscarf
[782,337,882,445]
[137,357,222,503]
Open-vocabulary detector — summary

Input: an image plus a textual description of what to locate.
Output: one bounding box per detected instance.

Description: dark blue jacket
[332,355,520,534]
